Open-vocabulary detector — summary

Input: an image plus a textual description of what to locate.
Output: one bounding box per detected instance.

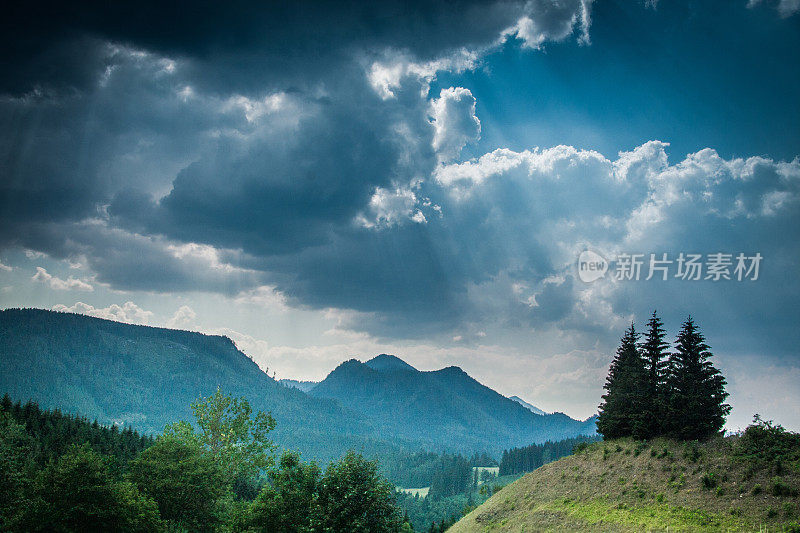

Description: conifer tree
[641,310,669,438]
[664,317,731,440]
[596,323,649,440]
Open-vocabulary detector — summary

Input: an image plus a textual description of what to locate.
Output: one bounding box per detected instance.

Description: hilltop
[450,434,800,532]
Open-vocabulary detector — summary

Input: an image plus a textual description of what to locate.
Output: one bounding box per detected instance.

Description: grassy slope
[450,437,800,532]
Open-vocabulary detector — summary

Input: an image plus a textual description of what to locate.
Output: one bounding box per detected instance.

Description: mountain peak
[364,354,417,372]
[509,395,547,416]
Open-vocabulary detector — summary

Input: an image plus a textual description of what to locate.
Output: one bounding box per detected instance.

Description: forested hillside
[0,310,596,460]
[310,354,596,454]
[0,308,390,462]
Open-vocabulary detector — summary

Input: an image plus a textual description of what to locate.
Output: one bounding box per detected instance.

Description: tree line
[499,435,600,476]
[596,313,731,441]
[0,389,412,532]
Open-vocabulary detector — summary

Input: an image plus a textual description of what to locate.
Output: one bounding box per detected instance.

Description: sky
[1,0,799,430]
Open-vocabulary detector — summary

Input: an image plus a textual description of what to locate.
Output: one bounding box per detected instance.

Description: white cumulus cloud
[166,305,198,329]
[52,301,154,325]
[430,87,481,163]
[32,267,94,291]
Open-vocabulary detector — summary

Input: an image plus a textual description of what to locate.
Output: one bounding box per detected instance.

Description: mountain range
[309,354,595,453]
[0,308,595,460]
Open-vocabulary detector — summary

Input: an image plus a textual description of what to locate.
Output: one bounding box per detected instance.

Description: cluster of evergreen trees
[499,435,600,476]
[597,313,731,441]
[0,395,153,469]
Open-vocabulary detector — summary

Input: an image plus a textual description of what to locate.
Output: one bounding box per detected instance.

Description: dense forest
[0,394,153,470]
[0,391,411,532]
[0,390,595,532]
[499,435,600,476]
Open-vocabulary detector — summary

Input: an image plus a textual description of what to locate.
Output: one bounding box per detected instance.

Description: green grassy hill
[449,435,800,532]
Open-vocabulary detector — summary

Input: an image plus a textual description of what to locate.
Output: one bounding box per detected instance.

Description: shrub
[700,472,718,490]
[771,477,799,497]
[752,484,763,495]
[573,442,591,454]
[736,416,800,469]
[683,442,702,463]
[634,442,647,457]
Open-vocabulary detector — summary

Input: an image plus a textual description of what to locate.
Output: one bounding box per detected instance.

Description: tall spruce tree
[664,317,731,440]
[641,310,669,439]
[596,323,649,440]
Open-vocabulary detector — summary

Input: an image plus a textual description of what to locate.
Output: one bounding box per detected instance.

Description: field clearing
[474,466,500,485]
[397,486,430,498]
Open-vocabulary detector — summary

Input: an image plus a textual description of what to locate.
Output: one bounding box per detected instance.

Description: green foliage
[771,477,799,497]
[0,413,34,525]
[317,451,404,533]
[249,451,322,533]
[249,449,409,533]
[429,454,472,497]
[0,394,153,472]
[697,472,711,487]
[683,441,702,463]
[0,390,417,533]
[633,441,647,457]
[641,311,670,439]
[663,317,730,440]
[129,436,228,532]
[597,323,650,440]
[500,435,600,476]
[736,415,800,471]
[164,388,276,484]
[13,444,163,532]
[598,315,731,443]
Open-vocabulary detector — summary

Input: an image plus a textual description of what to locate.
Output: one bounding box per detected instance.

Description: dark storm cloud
[109,68,438,255]
[0,0,534,96]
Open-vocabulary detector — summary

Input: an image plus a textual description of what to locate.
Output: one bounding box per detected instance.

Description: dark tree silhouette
[664,317,731,440]
[641,310,670,439]
[597,323,649,439]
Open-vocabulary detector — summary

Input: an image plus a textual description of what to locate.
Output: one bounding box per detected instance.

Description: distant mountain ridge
[509,395,547,415]
[279,379,318,393]
[0,309,596,460]
[0,308,384,462]
[310,354,596,454]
